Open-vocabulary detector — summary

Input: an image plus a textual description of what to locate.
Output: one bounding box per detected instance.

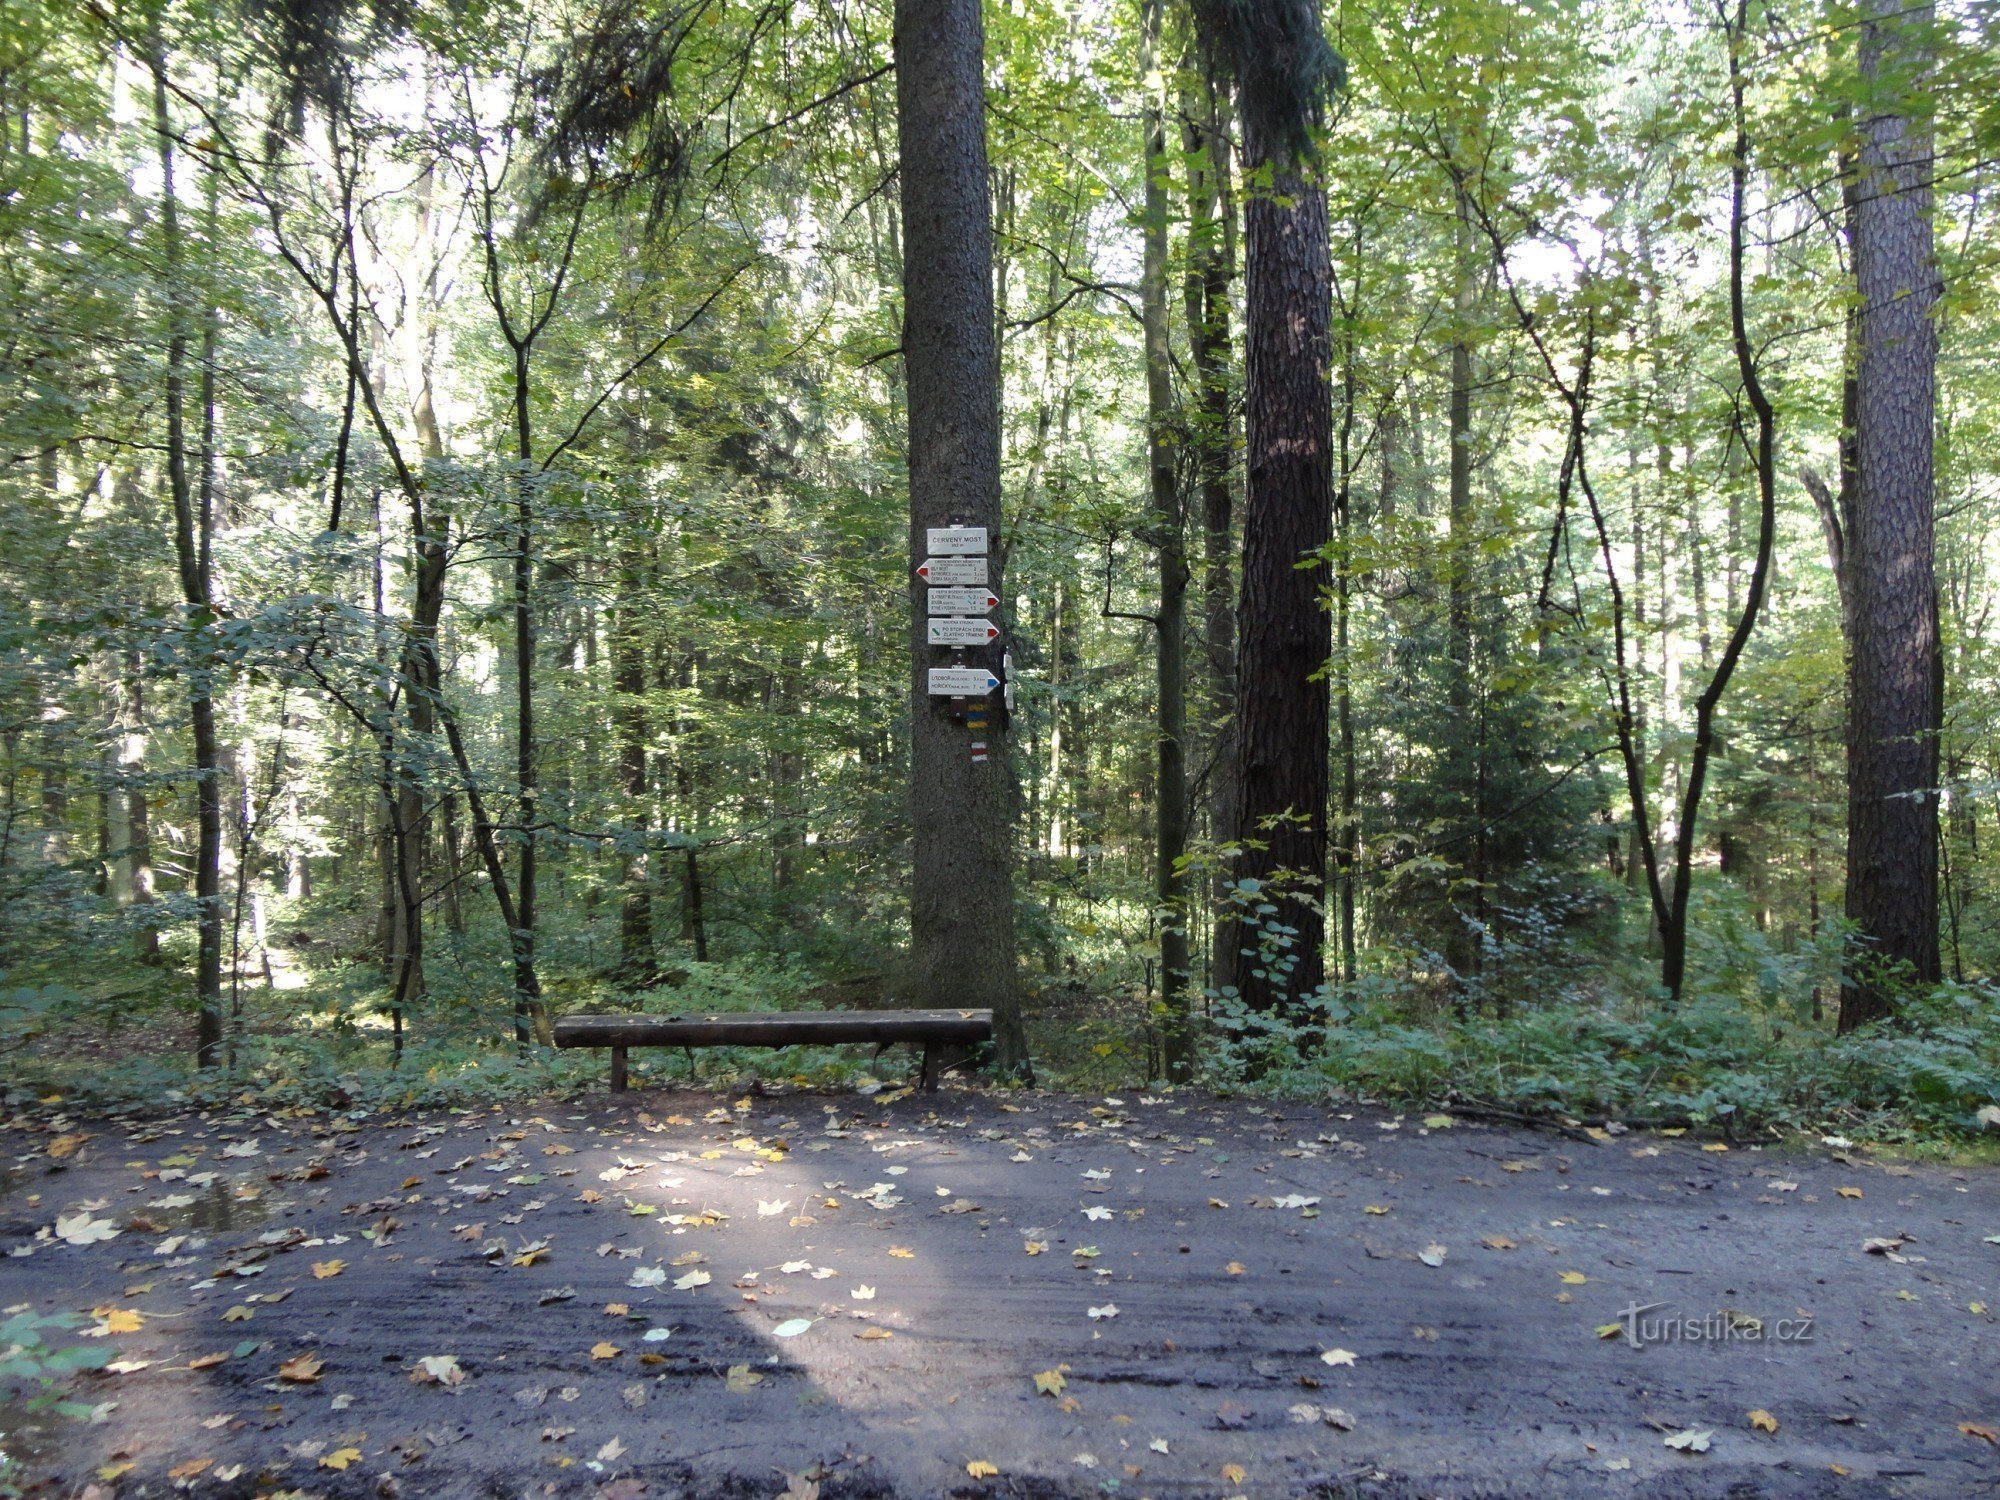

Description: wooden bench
[551,1009,995,1092]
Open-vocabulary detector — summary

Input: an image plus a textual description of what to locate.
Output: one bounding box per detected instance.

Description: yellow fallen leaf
[1702,1143,1730,1153]
[312,1259,345,1279]
[856,1327,894,1340]
[888,1246,914,1259]
[1034,1369,1067,1396]
[1659,1128,1686,1137]
[1595,1323,1624,1339]
[1024,1241,1047,1255]
[49,1134,87,1159]
[1363,1205,1390,1215]
[1482,1236,1516,1251]
[320,1448,362,1470]
[1226,1261,1247,1276]
[1971,1302,1989,1316]
[95,1307,145,1334]
[1222,1462,1247,1484]
[1749,1409,1779,1433]
[96,1462,134,1481]
[1836,1187,1863,1200]
[578,1190,603,1204]
[222,1305,253,1322]
[966,1460,999,1479]
[277,1353,324,1383]
[590,1342,620,1359]
[1560,1271,1588,1285]
[604,1302,629,1316]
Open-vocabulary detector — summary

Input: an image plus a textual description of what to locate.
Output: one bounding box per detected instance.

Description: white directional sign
[928,616,1001,646]
[915,556,988,586]
[926,525,989,556]
[927,586,998,615]
[928,667,1001,696]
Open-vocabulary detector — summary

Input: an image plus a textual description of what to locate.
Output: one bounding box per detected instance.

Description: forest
[2,0,1999,1140]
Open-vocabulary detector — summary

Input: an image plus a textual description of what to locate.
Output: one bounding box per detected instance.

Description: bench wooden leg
[920,1041,940,1092]
[610,1046,628,1094]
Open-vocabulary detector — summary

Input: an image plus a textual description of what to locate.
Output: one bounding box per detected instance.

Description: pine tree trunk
[895,0,1028,1075]
[1840,0,1941,1029]
[1204,2,1336,1016]
[1141,0,1192,1079]
[150,48,223,1067]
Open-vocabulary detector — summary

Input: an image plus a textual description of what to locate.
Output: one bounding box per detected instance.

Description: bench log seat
[552,1009,995,1092]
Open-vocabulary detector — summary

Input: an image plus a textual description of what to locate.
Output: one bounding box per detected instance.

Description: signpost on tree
[895,0,1030,1077]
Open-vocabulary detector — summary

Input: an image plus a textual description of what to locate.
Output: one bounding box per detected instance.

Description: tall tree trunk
[895,0,1028,1075]
[150,47,223,1067]
[1140,0,1192,1079]
[1183,77,1238,996]
[1840,0,1941,1029]
[1196,0,1338,1017]
[510,354,542,1046]
[613,528,654,979]
[1446,184,1484,989]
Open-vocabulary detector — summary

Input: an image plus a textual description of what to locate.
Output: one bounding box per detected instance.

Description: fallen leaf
[590,1342,620,1360]
[1418,1244,1447,1268]
[1560,1270,1588,1285]
[673,1270,711,1290]
[1087,1303,1119,1320]
[1225,1261,1246,1276]
[319,1447,361,1470]
[1749,1409,1779,1433]
[1836,1187,1863,1200]
[1034,1369,1067,1396]
[1320,1348,1356,1367]
[222,1305,252,1322]
[412,1354,467,1386]
[771,1318,813,1338]
[55,1213,120,1246]
[851,1285,876,1300]
[312,1259,345,1279]
[1482,1235,1516,1251]
[856,1327,894,1340]
[1961,1422,1999,1445]
[1222,1462,1247,1483]
[277,1352,324,1383]
[725,1363,763,1392]
[888,1246,914,1259]
[93,1308,144,1335]
[1664,1429,1712,1453]
[168,1458,212,1480]
[1701,1143,1730,1153]
[965,1460,998,1479]
[597,1436,626,1462]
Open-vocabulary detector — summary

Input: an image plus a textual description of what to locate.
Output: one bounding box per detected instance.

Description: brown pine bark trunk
[1183,79,1238,997]
[1197,1,1337,1016]
[895,0,1028,1075]
[1140,0,1192,1079]
[149,45,224,1067]
[1840,0,1941,1029]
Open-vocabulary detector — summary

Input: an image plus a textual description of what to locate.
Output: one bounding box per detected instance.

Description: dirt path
[4,1087,1998,1499]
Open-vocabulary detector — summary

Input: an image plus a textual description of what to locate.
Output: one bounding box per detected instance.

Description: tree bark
[1140,0,1192,1079]
[1840,0,1941,1029]
[150,46,223,1067]
[1183,78,1238,997]
[1199,0,1337,1015]
[895,0,1028,1075]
